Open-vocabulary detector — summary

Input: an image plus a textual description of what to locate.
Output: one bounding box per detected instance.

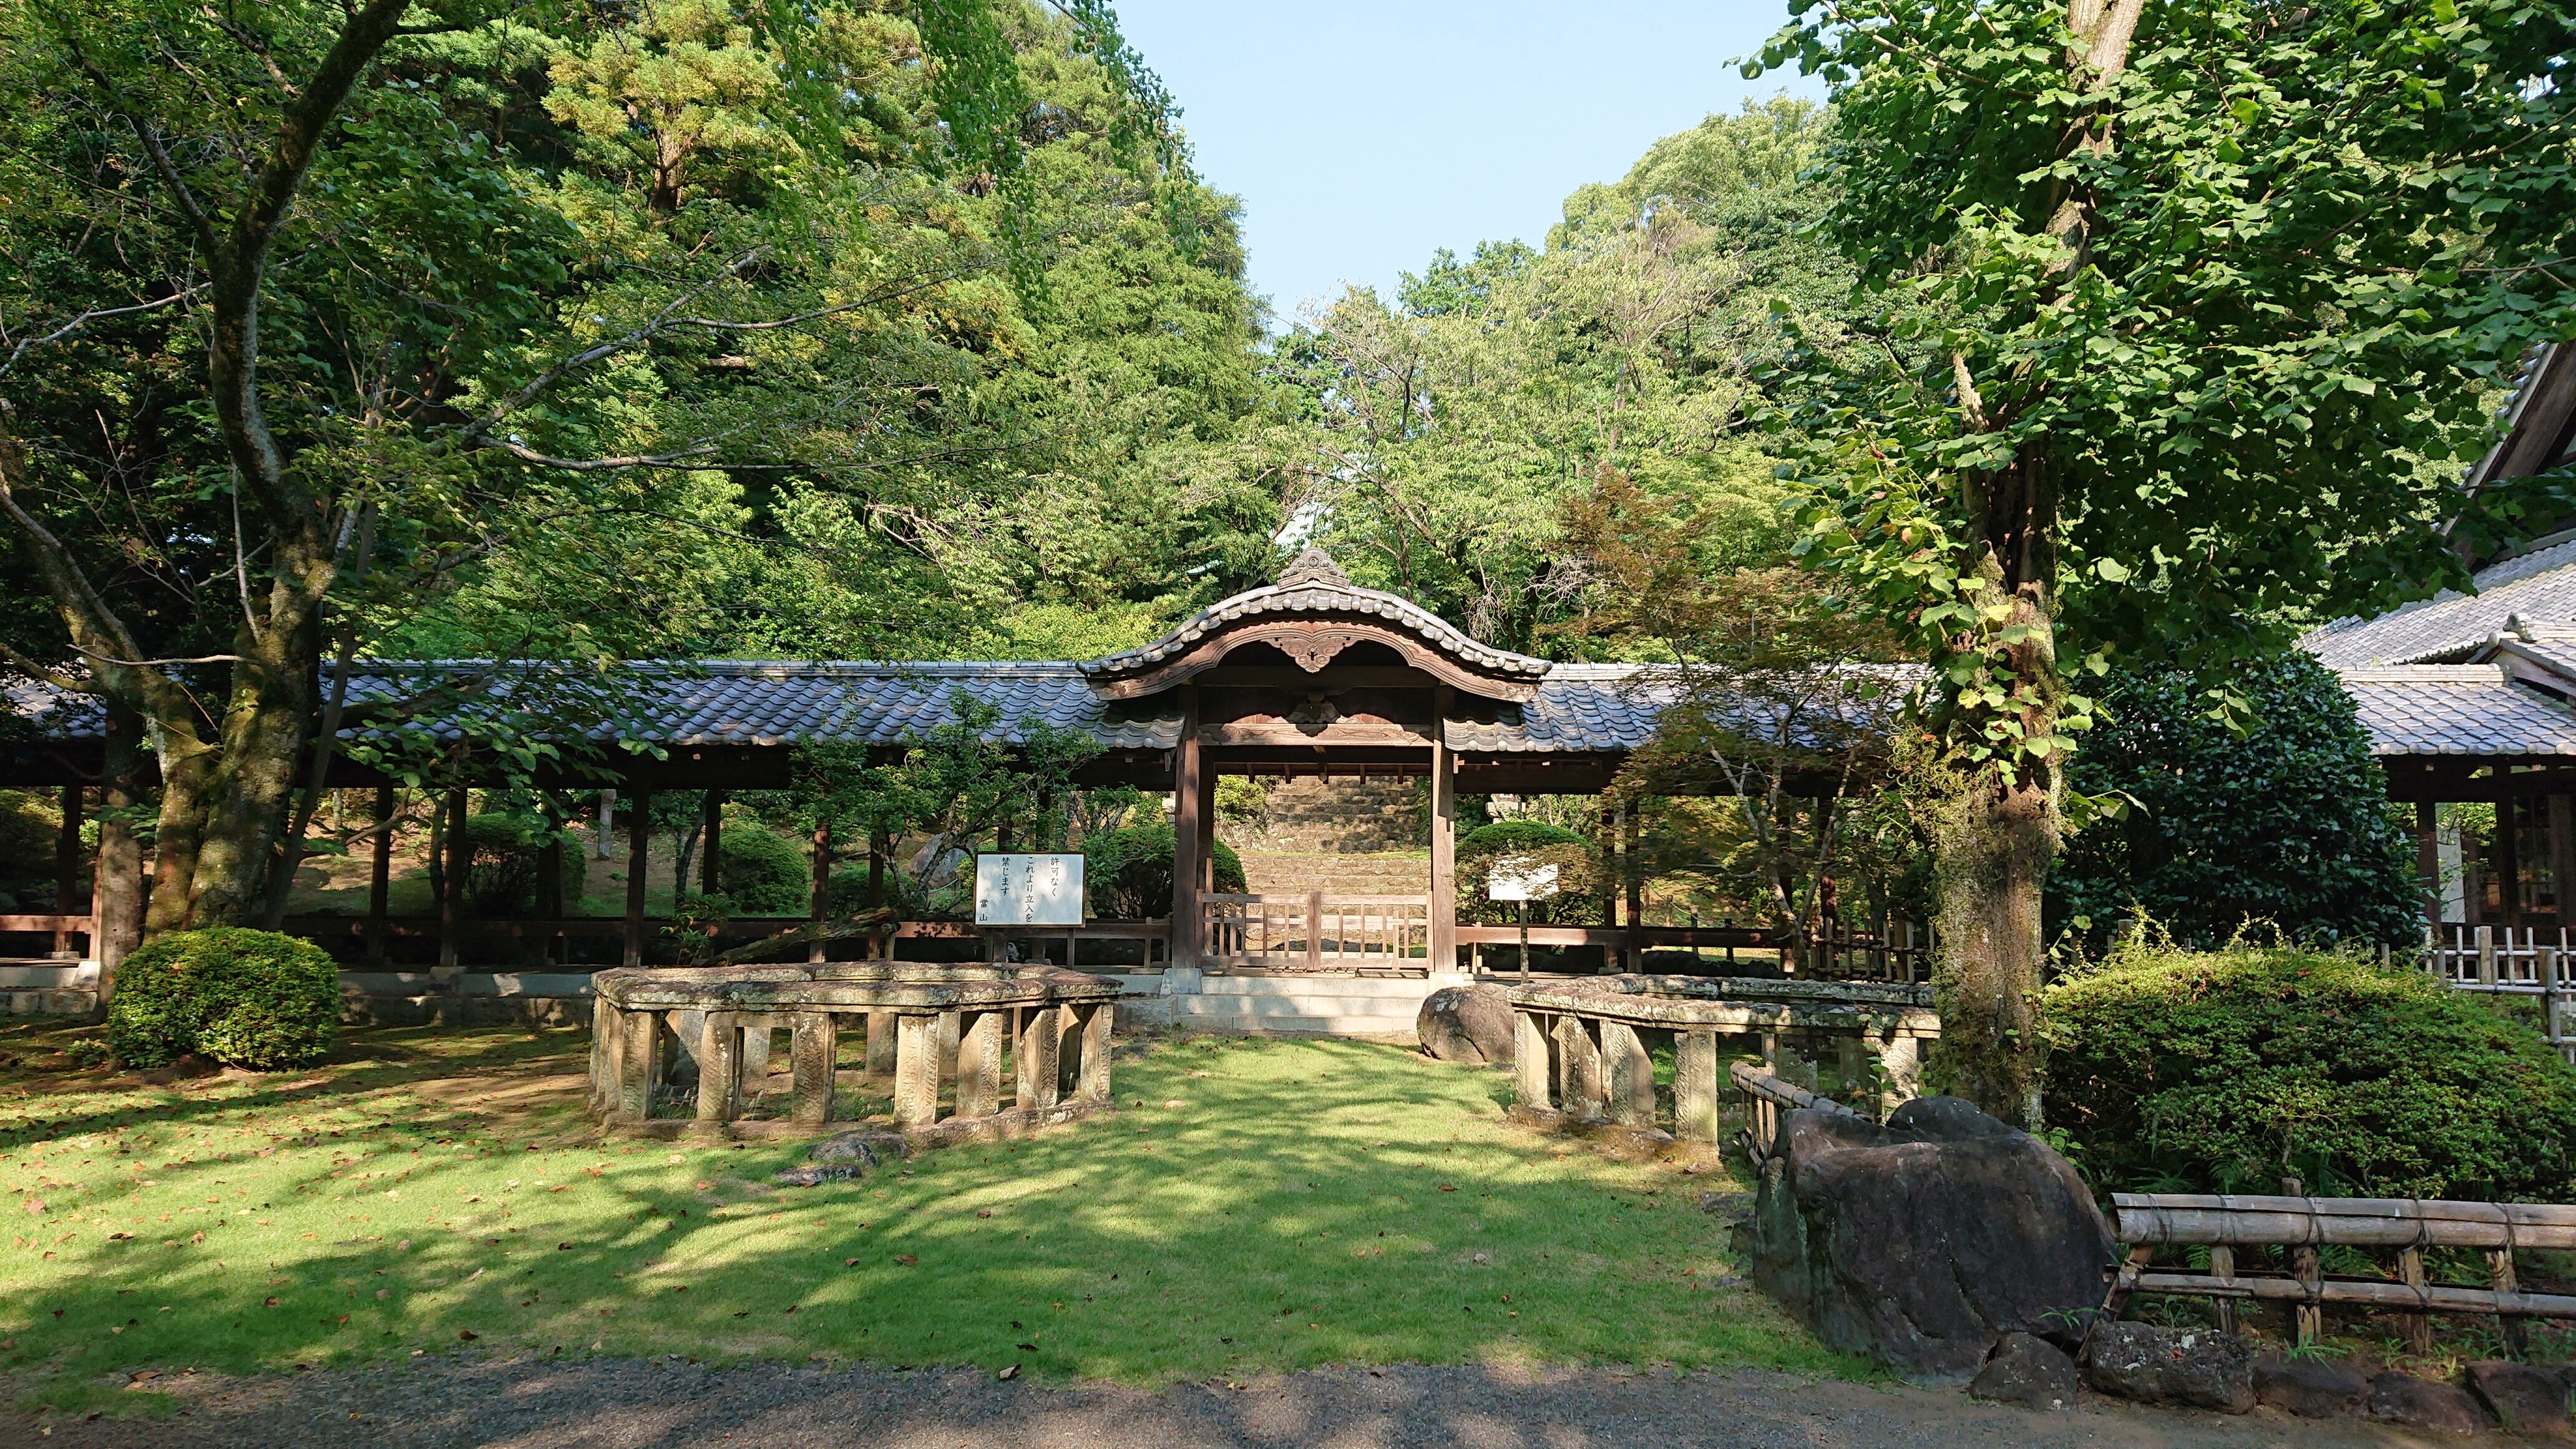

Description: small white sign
[1486,857,1560,902]
[974,852,1086,927]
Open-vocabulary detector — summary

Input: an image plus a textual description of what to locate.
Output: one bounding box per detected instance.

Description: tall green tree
[1754,0,2576,1121]
[0,0,1195,952]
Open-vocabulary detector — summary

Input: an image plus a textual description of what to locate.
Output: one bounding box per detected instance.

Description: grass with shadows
[0,1018,1855,1412]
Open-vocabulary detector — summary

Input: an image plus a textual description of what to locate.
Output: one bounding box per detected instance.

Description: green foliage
[457,812,585,916]
[2042,943,2576,1199]
[1083,823,1244,921]
[1757,0,2576,769]
[1458,821,1588,856]
[106,928,340,1071]
[716,824,811,915]
[1251,99,1852,655]
[2051,654,2422,951]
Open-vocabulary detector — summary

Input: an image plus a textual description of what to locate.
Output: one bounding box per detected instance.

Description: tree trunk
[143,744,216,937]
[1934,455,2064,1128]
[183,602,320,924]
[91,700,149,1015]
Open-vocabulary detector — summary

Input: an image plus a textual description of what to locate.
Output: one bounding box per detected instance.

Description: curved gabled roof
[1078,549,1554,700]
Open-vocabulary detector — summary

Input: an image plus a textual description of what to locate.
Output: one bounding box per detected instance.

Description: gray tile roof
[1081,549,1553,686]
[5,660,1688,757]
[2335,665,2576,756]
[2301,533,2576,666]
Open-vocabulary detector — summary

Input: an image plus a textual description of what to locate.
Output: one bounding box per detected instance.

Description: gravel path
[4,1357,2437,1448]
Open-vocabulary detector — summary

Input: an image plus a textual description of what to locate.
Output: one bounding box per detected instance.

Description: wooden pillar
[790,1013,837,1125]
[865,826,887,959]
[52,783,82,957]
[1171,685,1203,969]
[2550,795,2576,934]
[439,786,467,970]
[623,788,651,968]
[809,815,832,964]
[356,787,391,964]
[535,800,564,965]
[1598,799,1620,972]
[700,791,723,897]
[2419,799,2443,941]
[1429,686,1457,973]
[1622,802,1643,972]
[2499,784,2523,927]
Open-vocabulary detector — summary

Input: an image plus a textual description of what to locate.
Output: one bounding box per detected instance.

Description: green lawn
[0,1018,1854,1412]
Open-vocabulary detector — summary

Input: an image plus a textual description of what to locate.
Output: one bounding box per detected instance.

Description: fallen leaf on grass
[844,1257,861,1267]
[458,1330,477,1342]
[263,1297,279,1307]
[894,1254,917,1266]
[998,1365,1018,1380]
[1438,1184,1457,1193]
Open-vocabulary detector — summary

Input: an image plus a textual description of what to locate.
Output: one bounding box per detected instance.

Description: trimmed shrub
[107,927,340,1070]
[461,813,584,915]
[2043,943,2576,1199]
[717,825,811,915]
[1083,823,1246,920]
[1458,820,1597,925]
[2051,653,2421,950]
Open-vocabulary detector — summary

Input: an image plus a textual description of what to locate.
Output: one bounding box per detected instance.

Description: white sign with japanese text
[974,852,1086,927]
[1486,857,1561,902]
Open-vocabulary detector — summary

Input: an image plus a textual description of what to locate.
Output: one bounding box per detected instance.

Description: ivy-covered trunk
[1934,457,2065,1128]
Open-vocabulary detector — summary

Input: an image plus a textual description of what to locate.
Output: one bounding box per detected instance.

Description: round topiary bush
[2043,942,2576,1199]
[107,927,341,1071]
[716,825,811,914]
[1082,823,1246,920]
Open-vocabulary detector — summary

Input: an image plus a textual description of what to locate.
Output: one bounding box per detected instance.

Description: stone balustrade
[1504,974,1939,1141]
[589,962,1120,1139]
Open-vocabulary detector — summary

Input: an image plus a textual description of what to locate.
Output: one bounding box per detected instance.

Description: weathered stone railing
[589,962,1120,1139]
[1504,975,1939,1141]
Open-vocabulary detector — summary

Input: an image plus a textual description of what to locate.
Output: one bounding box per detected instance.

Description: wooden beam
[2554,794,2576,930]
[52,783,81,957]
[809,814,831,964]
[1171,685,1203,970]
[623,788,651,968]
[2418,799,2441,941]
[1430,684,1457,973]
[700,789,723,897]
[439,786,467,970]
[2500,786,2524,927]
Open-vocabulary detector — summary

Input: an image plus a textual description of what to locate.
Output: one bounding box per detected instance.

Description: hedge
[2043,942,2576,1199]
[107,927,340,1071]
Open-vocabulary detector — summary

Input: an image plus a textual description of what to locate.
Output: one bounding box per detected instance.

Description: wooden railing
[1201,893,1428,973]
[2417,924,2576,1062]
[2099,1191,2576,1351]
[0,911,98,960]
[285,914,1169,970]
[1730,1061,1865,1169]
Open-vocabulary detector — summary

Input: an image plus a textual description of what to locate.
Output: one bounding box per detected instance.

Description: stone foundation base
[595,1098,1109,1144]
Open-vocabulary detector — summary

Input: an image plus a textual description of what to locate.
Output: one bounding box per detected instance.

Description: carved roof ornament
[1276,547,1352,592]
[1078,546,1554,702]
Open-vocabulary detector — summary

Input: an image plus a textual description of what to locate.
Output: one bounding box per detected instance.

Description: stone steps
[1162,972,1437,1037]
[1234,851,1428,898]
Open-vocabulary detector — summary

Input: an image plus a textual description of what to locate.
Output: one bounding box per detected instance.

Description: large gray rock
[2255,1353,2368,1417]
[1968,1332,2079,1410]
[1747,1095,2115,1382]
[2368,1372,2491,1433]
[1417,985,1516,1065]
[2465,1360,2564,1434]
[2084,1322,2253,1412]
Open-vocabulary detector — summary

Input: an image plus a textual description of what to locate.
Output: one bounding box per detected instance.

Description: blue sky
[1110,1,1825,324]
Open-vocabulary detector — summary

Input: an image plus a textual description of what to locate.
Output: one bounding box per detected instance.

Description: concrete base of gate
[1108,967,1466,1037]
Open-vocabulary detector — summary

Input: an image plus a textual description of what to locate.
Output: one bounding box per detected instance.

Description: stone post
[1603,1020,1656,1129]
[1016,1003,1061,1109]
[791,1013,837,1125]
[866,1010,897,1075]
[1076,1002,1113,1104]
[696,1012,740,1124]
[1674,1030,1719,1143]
[617,1008,661,1121]
[1514,1010,1551,1111]
[1554,1014,1605,1121]
[955,1008,1004,1118]
[893,1013,939,1126]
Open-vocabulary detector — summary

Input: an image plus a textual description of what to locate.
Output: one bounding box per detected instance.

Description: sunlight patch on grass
[0,1020,1855,1390]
